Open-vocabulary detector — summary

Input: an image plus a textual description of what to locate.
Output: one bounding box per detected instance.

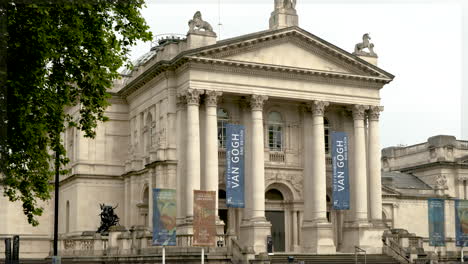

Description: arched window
[217,108,229,148]
[265,189,284,201]
[268,112,283,151]
[324,118,330,154]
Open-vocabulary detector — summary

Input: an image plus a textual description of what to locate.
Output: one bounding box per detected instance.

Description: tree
[1,1,153,226]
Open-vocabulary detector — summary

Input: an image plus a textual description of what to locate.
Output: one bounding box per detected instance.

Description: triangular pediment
[187,27,394,81]
[221,41,353,74]
[382,186,401,196]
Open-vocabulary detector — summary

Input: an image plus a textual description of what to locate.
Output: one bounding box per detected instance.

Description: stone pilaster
[368,106,384,224]
[301,101,335,254]
[240,94,271,254]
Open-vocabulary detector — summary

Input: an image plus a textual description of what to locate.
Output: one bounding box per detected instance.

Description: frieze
[187,60,386,90]
[435,174,448,189]
[250,95,268,111]
[205,90,223,107]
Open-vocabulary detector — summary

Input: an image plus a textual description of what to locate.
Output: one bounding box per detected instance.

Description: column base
[342,221,385,254]
[240,217,271,254]
[176,218,194,246]
[301,220,336,254]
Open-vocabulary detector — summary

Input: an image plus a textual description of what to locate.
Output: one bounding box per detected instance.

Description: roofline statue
[275,0,296,11]
[354,33,377,57]
[188,11,215,35]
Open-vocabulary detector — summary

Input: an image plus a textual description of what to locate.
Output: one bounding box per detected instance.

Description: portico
[174,79,388,252]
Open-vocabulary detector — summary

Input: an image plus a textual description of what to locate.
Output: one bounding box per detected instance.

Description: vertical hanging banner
[428,198,445,246]
[153,189,177,246]
[226,124,245,208]
[193,190,216,246]
[331,131,350,210]
[455,199,468,246]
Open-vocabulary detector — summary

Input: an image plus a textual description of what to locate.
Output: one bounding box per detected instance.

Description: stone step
[269,254,399,264]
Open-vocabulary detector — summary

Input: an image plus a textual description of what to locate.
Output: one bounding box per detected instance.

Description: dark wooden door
[265,211,285,252]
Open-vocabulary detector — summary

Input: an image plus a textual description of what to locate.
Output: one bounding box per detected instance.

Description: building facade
[380,135,468,253]
[1,1,399,260]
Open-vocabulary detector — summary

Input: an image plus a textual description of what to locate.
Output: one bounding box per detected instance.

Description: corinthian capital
[205,90,223,107]
[250,94,268,111]
[368,105,384,121]
[176,93,187,109]
[184,89,204,106]
[352,105,369,120]
[310,101,329,116]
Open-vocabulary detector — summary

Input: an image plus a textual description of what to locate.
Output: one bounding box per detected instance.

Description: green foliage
[2,1,152,226]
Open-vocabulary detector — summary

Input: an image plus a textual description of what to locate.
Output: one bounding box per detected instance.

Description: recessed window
[217,108,229,149]
[324,118,330,154]
[265,189,284,201]
[268,111,283,151]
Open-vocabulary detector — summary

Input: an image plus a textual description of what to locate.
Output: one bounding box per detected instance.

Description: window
[268,111,283,151]
[217,108,229,148]
[265,189,284,201]
[324,118,330,154]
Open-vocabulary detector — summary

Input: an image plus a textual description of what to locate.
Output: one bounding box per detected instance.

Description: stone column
[301,101,335,253]
[251,95,268,220]
[352,105,369,222]
[368,106,384,223]
[240,94,271,254]
[203,90,225,233]
[176,94,186,226]
[184,89,203,222]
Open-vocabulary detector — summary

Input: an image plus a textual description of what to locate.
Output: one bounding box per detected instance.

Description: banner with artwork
[193,190,216,246]
[455,199,468,246]
[152,189,176,246]
[331,131,350,210]
[428,198,445,246]
[225,124,245,208]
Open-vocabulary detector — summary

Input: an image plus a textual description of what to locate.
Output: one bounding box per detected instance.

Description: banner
[152,189,176,246]
[331,131,350,210]
[428,198,445,246]
[193,190,216,246]
[226,124,245,208]
[456,199,468,246]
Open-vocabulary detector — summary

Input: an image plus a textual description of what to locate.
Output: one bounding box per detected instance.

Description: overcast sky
[129,0,467,148]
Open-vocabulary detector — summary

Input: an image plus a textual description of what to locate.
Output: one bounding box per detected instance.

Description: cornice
[187,57,389,85]
[60,174,124,186]
[399,161,468,172]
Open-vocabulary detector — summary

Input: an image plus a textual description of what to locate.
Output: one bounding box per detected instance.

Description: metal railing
[354,246,367,264]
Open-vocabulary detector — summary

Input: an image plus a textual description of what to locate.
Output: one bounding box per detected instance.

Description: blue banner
[153,189,176,246]
[331,131,350,210]
[455,199,468,246]
[428,198,445,246]
[226,124,245,208]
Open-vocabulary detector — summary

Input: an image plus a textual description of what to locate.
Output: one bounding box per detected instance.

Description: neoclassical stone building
[380,135,468,253]
[1,1,403,260]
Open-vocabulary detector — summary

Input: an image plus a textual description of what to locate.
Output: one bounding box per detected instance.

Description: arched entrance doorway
[265,188,285,252]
